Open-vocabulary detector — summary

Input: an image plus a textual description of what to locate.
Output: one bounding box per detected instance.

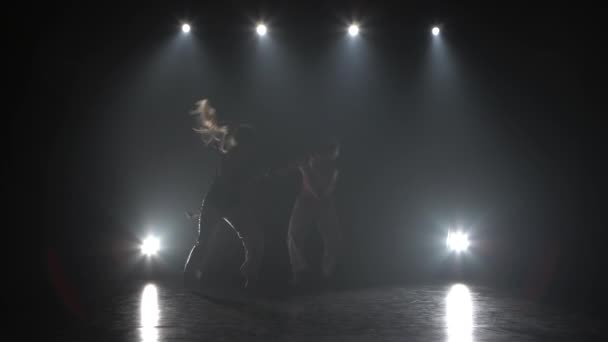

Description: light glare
[141,236,160,256]
[432,26,440,36]
[447,230,470,253]
[256,23,267,36]
[182,23,191,33]
[348,24,359,37]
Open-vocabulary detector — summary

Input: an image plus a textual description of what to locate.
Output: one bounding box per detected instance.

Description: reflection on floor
[59,280,607,341]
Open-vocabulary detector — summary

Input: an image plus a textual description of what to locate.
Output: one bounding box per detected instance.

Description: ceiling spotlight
[432,26,440,36]
[182,23,191,33]
[348,24,359,37]
[256,23,267,36]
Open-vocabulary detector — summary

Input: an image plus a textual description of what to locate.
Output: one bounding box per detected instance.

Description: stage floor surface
[56,278,607,341]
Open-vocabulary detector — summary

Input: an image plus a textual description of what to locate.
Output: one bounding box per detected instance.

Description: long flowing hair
[191,99,237,153]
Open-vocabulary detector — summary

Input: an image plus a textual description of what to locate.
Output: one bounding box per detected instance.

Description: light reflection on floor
[140,284,159,342]
[80,279,606,341]
[445,283,474,342]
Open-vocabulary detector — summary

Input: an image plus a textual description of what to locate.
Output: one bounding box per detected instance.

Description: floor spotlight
[141,236,160,256]
[447,230,470,253]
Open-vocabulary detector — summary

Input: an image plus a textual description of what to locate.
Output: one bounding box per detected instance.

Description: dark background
[10,0,607,330]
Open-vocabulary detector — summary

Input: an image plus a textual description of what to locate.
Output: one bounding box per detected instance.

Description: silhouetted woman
[184,99,265,288]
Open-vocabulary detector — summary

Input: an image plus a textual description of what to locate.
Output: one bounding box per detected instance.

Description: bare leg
[318,197,341,278]
[240,224,264,288]
[183,244,203,287]
[287,194,316,284]
[183,201,221,287]
[224,210,265,288]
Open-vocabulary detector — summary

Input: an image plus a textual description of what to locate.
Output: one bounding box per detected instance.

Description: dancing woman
[183,99,265,288]
[287,140,341,284]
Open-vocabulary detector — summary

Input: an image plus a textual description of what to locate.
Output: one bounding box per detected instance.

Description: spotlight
[447,230,470,253]
[256,23,267,36]
[432,26,440,36]
[182,23,191,33]
[141,236,160,256]
[348,24,359,37]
